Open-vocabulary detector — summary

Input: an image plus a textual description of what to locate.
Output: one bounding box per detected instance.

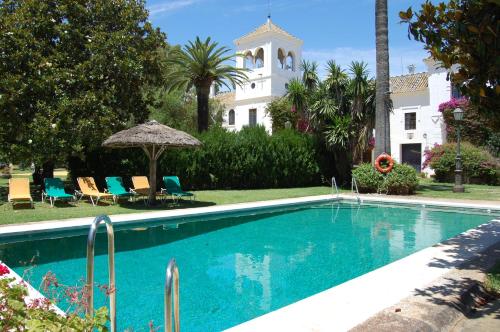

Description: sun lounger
[8,178,33,207]
[162,176,195,202]
[42,178,75,207]
[76,177,113,206]
[131,176,165,204]
[105,176,135,203]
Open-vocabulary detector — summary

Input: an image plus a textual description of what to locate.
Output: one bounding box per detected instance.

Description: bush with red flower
[424,142,499,185]
[0,263,108,331]
[439,98,498,155]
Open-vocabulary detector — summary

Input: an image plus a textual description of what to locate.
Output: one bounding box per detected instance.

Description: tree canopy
[165,37,247,132]
[400,0,500,129]
[0,0,166,165]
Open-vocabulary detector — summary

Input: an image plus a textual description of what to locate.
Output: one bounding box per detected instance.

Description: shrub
[352,163,419,194]
[352,163,384,193]
[68,126,324,190]
[426,143,499,185]
[265,97,298,132]
[380,163,419,195]
[0,263,108,331]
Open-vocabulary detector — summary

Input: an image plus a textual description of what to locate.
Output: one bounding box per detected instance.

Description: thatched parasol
[102,120,201,202]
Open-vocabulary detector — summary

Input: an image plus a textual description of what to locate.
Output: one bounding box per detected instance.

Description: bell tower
[217,18,303,132]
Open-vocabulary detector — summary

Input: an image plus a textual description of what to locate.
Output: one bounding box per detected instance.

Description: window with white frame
[404,112,416,130]
[249,109,257,127]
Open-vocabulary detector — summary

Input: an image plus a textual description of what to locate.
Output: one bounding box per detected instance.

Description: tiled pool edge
[0,195,335,239]
[1,194,498,240]
[225,217,500,332]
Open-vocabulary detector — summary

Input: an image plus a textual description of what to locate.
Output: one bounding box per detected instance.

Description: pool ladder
[331,176,339,198]
[86,215,117,332]
[165,258,180,332]
[85,215,180,332]
[351,176,361,203]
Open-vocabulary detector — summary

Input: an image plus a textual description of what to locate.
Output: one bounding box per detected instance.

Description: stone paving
[351,242,500,332]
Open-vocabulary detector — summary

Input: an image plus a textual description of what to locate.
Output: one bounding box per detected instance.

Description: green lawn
[0,185,334,225]
[485,261,500,296]
[415,178,500,201]
[0,170,498,226]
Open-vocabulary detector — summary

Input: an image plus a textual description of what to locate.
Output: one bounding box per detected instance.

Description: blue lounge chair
[105,176,135,203]
[42,178,75,207]
[161,176,195,202]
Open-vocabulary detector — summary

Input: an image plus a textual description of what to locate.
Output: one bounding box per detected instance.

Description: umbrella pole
[145,145,166,205]
[149,157,157,204]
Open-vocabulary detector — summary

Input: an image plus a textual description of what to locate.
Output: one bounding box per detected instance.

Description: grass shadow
[11,202,34,210]
[115,199,216,211]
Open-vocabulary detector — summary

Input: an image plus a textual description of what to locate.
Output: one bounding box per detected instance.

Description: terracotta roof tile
[235,19,301,44]
[390,72,428,94]
[213,91,235,106]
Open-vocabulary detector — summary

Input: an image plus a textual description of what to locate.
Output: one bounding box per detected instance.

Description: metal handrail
[86,215,116,332]
[331,176,339,198]
[351,176,361,203]
[165,258,180,332]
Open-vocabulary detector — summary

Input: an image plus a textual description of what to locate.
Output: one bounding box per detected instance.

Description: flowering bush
[439,98,498,156]
[426,143,499,185]
[0,263,109,331]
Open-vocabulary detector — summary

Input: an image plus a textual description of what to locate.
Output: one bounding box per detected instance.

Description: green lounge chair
[162,176,195,202]
[42,178,75,207]
[105,176,135,203]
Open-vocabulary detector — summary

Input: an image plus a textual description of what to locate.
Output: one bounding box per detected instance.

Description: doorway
[401,143,422,172]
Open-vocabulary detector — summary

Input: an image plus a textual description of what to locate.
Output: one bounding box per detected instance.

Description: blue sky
[146,0,430,78]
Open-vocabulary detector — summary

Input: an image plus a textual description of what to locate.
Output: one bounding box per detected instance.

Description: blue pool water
[0,201,494,331]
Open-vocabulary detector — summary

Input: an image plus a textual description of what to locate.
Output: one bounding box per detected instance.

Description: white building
[389,58,454,174]
[215,20,453,174]
[215,17,303,132]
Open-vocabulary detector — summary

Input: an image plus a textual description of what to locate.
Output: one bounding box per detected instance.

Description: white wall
[389,60,451,174]
[224,26,302,133]
[223,101,272,133]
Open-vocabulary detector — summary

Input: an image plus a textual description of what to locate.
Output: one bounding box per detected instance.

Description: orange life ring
[375,153,394,174]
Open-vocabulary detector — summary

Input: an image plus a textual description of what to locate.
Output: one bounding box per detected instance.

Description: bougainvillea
[438,98,492,146]
[0,263,9,276]
[422,143,444,170]
[425,142,499,184]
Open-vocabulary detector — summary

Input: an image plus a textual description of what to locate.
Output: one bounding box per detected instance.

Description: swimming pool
[0,201,495,331]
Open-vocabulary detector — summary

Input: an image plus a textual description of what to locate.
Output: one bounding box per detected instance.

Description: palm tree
[300,60,319,91]
[324,60,349,113]
[375,0,391,155]
[286,78,309,131]
[353,80,376,163]
[286,78,308,115]
[166,37,248,132]
[348,61,369,120]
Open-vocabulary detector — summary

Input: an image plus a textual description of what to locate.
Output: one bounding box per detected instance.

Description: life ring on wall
[375,153,394,174]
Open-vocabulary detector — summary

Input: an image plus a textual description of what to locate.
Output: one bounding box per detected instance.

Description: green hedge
[352,163,419,195]
[68,126,323,190]
[425,143,499,185]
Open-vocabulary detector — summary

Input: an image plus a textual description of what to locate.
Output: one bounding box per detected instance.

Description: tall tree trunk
[196,85,211,132]
[41,160,55,190]
[375,0,391,156]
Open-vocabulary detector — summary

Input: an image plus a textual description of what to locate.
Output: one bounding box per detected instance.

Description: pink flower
[0,263,9,276]
[438,97,469,113]
[291,105,296,113]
